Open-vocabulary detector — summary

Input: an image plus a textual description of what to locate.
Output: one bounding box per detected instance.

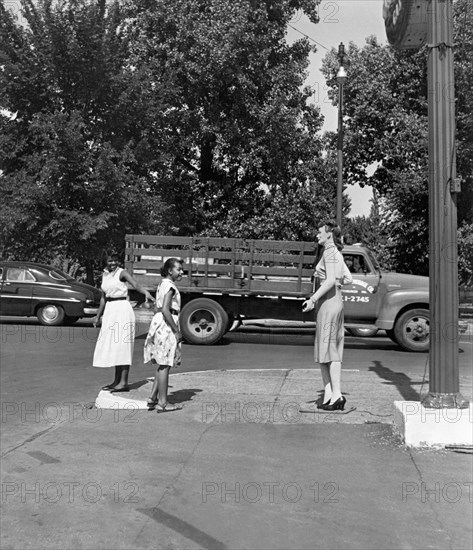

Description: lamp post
[336,43,347,229]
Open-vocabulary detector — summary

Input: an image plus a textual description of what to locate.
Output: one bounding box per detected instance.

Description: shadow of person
[127,379,151,390]
[369,360,421,401]
[168,388,203,405]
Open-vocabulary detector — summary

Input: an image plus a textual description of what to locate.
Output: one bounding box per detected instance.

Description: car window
[367,250,380,271]
[343,254,370,274]
[49,269,74,282]
[6,268,35,282]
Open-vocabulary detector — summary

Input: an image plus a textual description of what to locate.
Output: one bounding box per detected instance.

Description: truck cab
[339,246,429,352]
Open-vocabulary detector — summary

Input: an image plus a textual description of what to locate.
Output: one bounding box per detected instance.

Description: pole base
[393,401,473,447]
[422,392,470,409]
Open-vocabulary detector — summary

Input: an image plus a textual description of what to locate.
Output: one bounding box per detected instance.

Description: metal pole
[336,80,344,228]
[423,0,468,408]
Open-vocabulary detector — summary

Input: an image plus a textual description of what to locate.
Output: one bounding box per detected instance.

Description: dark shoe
[317,400,331,409]
[110,386,130,393]
[156,402,182,413]
[102,384,116,391]
[323,396,346,411]
[147,397,158,411]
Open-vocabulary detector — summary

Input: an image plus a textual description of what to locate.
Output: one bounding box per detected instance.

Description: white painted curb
[95,389,149,410]
[393,401,473,447]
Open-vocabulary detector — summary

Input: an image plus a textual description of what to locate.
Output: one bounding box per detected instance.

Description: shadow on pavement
[369,360,422,401]
[169,388,203,405]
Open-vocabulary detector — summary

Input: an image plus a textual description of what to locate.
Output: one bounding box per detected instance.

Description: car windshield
[49,269,75,282]
[367,250,380,271]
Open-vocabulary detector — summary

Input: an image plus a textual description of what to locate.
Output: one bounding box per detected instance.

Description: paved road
[1,317,472,453]
[1,318,472,550]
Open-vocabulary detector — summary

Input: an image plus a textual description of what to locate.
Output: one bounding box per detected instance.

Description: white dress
[143,279,181,368]
[93,268,135,368]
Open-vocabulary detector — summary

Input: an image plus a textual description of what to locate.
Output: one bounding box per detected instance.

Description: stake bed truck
[125,235,430,352]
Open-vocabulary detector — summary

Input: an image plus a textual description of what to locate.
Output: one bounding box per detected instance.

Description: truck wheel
[226,313,235,333]
[347,327,379,338]
[180,299,229,345]
[393,308,429,352]
[37,304,65,326]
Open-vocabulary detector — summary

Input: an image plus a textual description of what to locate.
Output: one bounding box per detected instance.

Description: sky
[286,0,389,218]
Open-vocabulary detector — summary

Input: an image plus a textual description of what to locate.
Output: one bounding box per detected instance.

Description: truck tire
[393,308,429,352]
[37,304,65,326]
[180,298,229,345]
[225,313,235,333]
[346,327,379,338]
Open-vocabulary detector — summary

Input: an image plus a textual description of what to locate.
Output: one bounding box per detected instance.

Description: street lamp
[336,43,347,229]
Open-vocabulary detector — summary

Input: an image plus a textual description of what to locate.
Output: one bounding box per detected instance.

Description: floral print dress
[143,279,181,368]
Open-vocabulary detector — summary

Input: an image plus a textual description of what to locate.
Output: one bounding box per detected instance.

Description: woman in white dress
[92,254,154,392]
[144,258,184,412]
[302,222,352,411]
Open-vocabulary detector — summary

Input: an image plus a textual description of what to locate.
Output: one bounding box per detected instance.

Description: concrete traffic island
[95,379,155,410]
[94,369,473,429]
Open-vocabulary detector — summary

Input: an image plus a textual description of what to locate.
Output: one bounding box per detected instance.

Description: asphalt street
[1,316,472,453]
[1,317,472,550]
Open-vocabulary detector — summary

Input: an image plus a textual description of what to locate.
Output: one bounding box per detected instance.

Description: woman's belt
[105,296,127,302]
[155,307,179,315]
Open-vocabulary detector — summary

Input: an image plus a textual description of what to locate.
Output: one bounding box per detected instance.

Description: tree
[0,0,163,282]
[3,0,344,270]
[118,0,334,239]
[453,0,473,224]
[320,1,472,276]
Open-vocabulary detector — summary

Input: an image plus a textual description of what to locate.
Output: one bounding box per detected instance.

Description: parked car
[0,261,102,325]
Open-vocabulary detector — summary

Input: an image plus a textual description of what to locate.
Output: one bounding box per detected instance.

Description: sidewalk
[1,368,472,550]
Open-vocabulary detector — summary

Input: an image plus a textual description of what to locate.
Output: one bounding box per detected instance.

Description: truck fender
[375,289,429,330]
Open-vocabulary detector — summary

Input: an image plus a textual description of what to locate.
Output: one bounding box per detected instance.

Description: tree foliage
[118,0,331,239]
[1,0,339,279]
[453,0,473,224]
[0,0,160,281]
[320,0,472,281]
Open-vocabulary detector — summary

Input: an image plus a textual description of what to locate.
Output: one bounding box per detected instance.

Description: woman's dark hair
[160,258,183,277]
[319,220,344,251]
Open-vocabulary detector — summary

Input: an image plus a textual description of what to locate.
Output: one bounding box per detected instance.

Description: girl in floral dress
[144,258,184,412]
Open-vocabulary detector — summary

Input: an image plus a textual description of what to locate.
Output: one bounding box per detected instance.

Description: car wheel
[180,298,229,345]
[347,327,379,338]
[37,304,65,326]
[393,308,429,352]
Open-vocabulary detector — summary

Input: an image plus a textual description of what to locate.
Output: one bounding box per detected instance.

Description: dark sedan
[0,261,102,325]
